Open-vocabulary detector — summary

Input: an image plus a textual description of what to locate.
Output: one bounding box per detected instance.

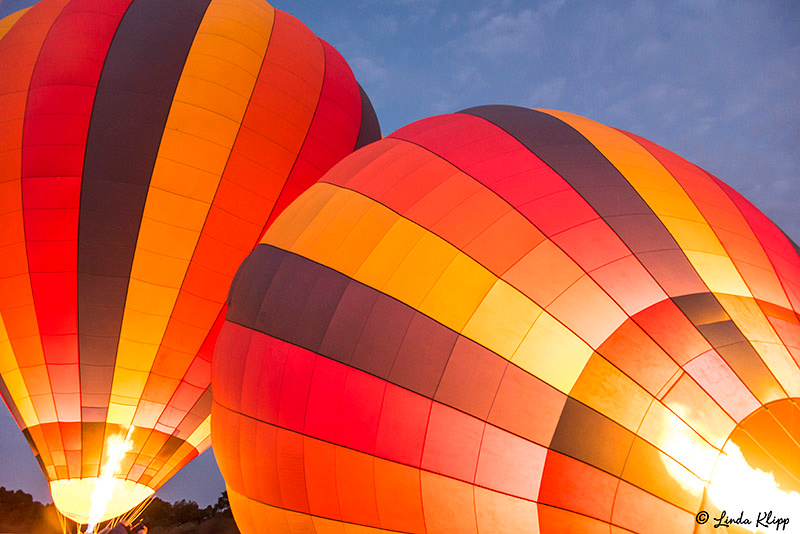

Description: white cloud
[633,36,667,63]
[370,14,399,35]
[465,9,543,59]
[467,7,492,24]
[441,2,569,62]
[528,77,566,106]
[348,56,390,86]
[540,0,566,17]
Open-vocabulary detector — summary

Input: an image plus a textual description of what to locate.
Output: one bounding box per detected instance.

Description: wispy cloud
[528,77,566,107]
[440,2,565,62]
[464,9,543,59]
[369,13,399,35]
[348,56,390,86]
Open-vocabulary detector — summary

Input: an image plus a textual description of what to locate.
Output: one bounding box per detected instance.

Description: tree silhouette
[0,487,239,534]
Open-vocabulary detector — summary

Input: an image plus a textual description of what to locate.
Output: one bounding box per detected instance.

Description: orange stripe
[108,0,276,427]
[0,5,30,41]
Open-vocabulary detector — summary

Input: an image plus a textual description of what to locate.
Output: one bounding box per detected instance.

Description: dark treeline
[0,486,61,533]
[139,492,239,534]
[0,487,239,534]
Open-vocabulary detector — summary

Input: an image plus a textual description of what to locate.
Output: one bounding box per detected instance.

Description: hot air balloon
[0,0,379,526]
[212,106,800,533]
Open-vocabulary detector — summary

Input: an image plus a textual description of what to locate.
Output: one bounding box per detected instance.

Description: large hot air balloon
[0,0,379,526]
[212,106,800,533]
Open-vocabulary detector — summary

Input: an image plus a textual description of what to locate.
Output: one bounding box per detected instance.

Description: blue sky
[0,0,798,509]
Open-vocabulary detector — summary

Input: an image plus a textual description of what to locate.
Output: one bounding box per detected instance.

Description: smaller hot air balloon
[0,0,379,526]
[212,106,800,533]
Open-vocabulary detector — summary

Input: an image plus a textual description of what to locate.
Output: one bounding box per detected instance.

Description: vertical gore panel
[240,8,325,238]
[262,37,365,229]
[173,388,212,439]
[788,235,800,262]
[0,374,25,427]
[226,246,284,326]
[459,105,707,298]
[388,312,456,398]
[318,281,380,365]
[78,0,211,421]
[348,294,414,377]
[434,336,506,420]
[354,83,381,149]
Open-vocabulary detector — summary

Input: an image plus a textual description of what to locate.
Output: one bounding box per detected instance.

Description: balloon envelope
[0,0,379,524]
[213,106,800,533]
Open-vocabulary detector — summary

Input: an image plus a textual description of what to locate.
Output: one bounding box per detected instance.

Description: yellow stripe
[0,6,30,43]
[185,414,211,449]
[542,109,752,298]
[227,485,414,534]
[265,182,595,395]
[0,312,17,376]
[145,416,211,490]
[108,0,276,426]
[716,294,800,396]
[0,312,38,427]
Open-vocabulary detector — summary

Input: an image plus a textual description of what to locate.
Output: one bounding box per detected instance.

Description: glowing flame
[708,442,800,533]
[656,411,717,493]
[85,426,135,533]
[656,404,798,533]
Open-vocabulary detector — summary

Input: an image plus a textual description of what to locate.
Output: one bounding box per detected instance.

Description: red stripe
[389,113,603,240]
[213,322,546,502]
[716,178,800,313]
[21,1,132,406]
[0,0,73,390]
[262,38,363,231]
